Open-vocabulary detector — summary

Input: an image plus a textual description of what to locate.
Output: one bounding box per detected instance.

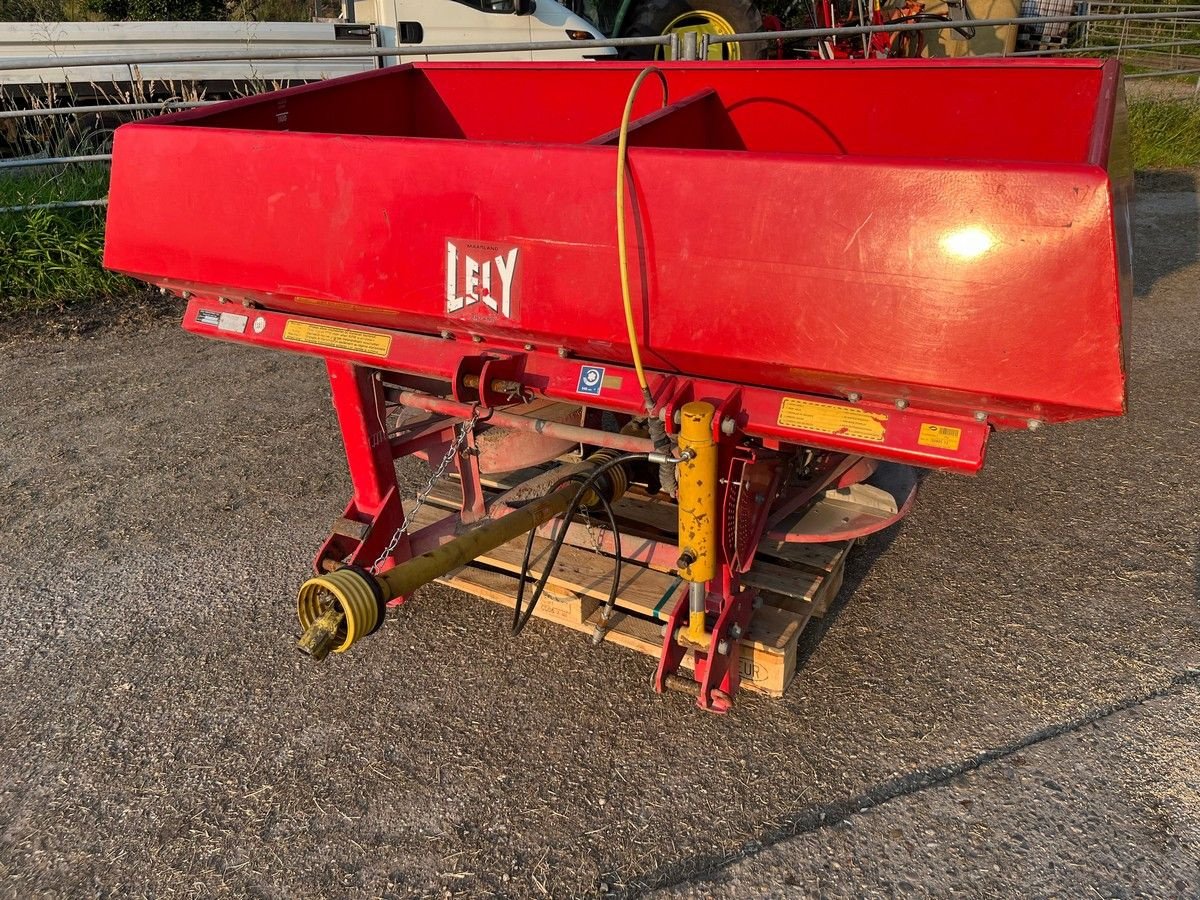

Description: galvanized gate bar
[0,102,213,119]
[0,9,1197,70]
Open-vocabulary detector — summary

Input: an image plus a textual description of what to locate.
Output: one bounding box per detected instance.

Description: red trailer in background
[104,60,1131,710]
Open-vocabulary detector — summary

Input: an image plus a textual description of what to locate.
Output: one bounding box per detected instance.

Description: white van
[0,2,611,99]
[353,0,612,61]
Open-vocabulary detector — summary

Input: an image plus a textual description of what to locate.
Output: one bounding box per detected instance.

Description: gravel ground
[1,174,1198,899]
[665,686,1200,898]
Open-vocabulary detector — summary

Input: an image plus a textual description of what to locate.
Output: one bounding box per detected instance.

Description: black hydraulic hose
[512,488,620,636]
[591,490,622,629]
[512,452,648,637]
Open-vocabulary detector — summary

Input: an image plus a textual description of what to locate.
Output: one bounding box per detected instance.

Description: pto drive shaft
[296,450,633,660]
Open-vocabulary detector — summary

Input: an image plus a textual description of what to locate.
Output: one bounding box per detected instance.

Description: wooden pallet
[411,470,852,698]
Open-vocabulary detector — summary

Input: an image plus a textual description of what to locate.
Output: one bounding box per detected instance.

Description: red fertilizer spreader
[104,60,1131,710]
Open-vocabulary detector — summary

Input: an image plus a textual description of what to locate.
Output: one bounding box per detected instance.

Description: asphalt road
[1,173,1198,898]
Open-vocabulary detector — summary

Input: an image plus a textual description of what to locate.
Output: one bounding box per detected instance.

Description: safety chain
[369,406,482,574]
[578,504,607,555]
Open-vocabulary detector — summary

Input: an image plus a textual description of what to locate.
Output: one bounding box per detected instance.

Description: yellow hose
[616,67,669,398]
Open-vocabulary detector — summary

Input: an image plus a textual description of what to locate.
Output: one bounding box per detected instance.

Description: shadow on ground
[1134,170,1200,297]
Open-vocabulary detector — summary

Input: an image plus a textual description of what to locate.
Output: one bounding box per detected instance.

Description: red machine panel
[104,60,1132,426]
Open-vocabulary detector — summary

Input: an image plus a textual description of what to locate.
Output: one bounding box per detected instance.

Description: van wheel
[619,0,766,60]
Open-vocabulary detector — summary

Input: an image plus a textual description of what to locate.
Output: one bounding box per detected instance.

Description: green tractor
[570,0,768,59]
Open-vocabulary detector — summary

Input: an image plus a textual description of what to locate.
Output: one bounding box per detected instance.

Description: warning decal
[917,423,962,450]
[282,320,392,358]
[777,397,887,442]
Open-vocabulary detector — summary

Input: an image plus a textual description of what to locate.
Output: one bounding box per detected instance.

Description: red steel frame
[183,295,988,710]
[184,298,990,473]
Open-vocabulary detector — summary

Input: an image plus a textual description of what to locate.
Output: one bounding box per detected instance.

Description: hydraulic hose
[512,451,648,636]
[616,66,667,400]
[616,68,678,495]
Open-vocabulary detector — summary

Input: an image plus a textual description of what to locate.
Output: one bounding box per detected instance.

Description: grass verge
[1130,99,1200,170]
[0,163,141,321]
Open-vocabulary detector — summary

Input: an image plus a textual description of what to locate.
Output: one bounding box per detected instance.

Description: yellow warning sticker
[917,423,962,450]
[777,397,887,442]
[282,320,392,358]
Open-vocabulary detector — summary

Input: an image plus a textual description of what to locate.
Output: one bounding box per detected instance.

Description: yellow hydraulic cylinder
[676,401,717,642]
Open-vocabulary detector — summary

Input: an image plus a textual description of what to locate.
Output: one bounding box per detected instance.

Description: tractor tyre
[618,0,768,60]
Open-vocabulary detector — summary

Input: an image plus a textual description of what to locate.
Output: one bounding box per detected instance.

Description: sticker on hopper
[196,309,221,327]
[917,423,962,450]
[777,397,887,442]
[577,365,606,396]
[217,312,248,334]
[282,320,391,358]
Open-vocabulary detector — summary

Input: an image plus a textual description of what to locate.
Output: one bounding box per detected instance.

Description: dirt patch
[0,289,177,342]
